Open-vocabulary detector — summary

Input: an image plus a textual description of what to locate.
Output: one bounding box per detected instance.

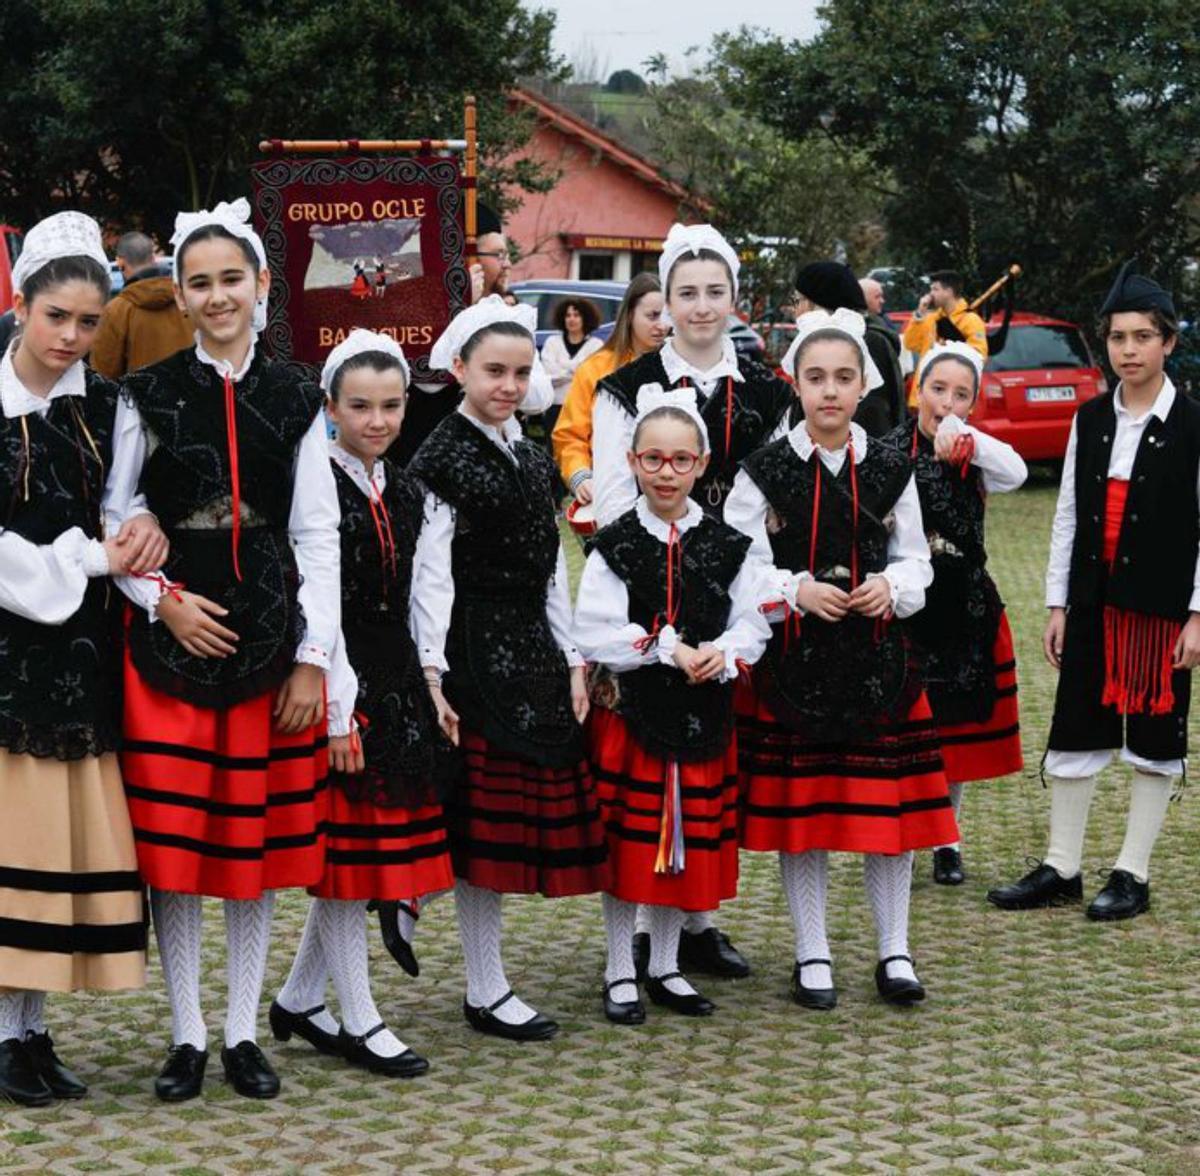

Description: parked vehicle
[509,279,625,348]
[726,314,766,361]
[971,313,1105,461]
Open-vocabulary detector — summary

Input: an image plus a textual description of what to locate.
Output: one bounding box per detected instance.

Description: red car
[0,225,22,313]
[892,310,1105,461]
[974,312,1105,461]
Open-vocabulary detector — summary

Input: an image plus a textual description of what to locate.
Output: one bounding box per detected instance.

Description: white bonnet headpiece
[917,340,984,385]
[428,294,537,370]
[11,212,109,293]
[321,328,411,395]
[633,383,709,452]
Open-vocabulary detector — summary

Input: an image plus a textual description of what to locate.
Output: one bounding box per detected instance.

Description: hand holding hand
[157,591,239,659]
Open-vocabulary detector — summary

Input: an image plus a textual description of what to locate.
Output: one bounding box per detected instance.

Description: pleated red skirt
[737,679,957,855]
[312,790,455,901]
[589,709,738,911]
[446,730,610,897]
[121,652,328,900]
[935,612,1024,784]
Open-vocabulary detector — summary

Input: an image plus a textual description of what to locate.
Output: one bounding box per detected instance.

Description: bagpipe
[935,263,1021,355]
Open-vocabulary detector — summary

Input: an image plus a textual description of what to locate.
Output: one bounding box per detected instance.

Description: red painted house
[504,86,701,283]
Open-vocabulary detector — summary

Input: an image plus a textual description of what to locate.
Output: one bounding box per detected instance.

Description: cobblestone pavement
[3,475,1199,1174]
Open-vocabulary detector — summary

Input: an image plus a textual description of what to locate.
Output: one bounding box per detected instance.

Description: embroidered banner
[251,155,468,382]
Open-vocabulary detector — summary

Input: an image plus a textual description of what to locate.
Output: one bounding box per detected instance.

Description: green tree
[0,0,563,241]
[643,57,884,312]
[716,2,1200,322]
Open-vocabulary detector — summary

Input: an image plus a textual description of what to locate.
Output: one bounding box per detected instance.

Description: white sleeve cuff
[82,539,111,577]
[295,644,331,671]
[655,624,679,665]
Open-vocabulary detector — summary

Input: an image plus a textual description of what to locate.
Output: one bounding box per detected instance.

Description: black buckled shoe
[339,1024,430,1077]
[269,1001,341,1057]
[602,978,645,1026]
[23,1032,87,1099]
[1086,869,1150,922]
[220,1041,280,1099]
[790,959,837,1011]
[986,860,1083,910]
[375,900,420,979]
[0,1038,53,1107]
[874,956,926,1006]
[645,973,716,1017]
[154,1044,208,1102]
[463,991,559,1042]
[632,932,650,982]
[932,847,965,886]
[678,927,752,978]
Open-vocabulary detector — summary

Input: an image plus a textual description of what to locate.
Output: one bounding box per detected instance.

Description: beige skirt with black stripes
[0,751,146,993]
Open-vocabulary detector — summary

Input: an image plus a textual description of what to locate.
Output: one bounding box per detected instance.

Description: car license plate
[1026,386,1075,403]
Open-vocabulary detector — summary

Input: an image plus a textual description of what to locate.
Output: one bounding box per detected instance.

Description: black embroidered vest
[122,347,325,706]
[884,419,1002,724]
[330,459,459,805]
[0,370,120,758]
[589,510,751,761]
[598,350,793,516]
[741,433,918,737]
[1068,390,1200,621]
[409,412,582,766]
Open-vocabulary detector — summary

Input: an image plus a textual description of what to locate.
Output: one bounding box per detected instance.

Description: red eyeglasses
[634,449,701,475]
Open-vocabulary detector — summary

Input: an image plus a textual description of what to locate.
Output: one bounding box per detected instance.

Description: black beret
[795,261,867,312]
[476,203,503,237]
[1099,260,1175,318]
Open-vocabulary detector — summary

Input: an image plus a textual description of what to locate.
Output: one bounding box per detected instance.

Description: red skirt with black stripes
[445,730,609,897]
[120,652,328,900]
[311,791,454,901]
[737,679,957,855]
[589,709,738,911]
[934,612,1024,784]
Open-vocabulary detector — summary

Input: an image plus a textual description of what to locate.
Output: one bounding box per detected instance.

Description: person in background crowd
[793,261,906,436]
[90,232,191,379]
[902,270,988,369]
[552,273,666,507]
[542,297,603,418]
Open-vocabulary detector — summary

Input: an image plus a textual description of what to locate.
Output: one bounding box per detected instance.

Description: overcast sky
[531,0,823,79]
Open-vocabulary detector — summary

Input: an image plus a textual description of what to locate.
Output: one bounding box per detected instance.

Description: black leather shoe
[1086,869,1150,921]
[875,956,926,1005]
[932,847,965,886]
[632,932,650,982]
[678,927,751,978]
[338,1024,429,1077]
[646,972,716,1017]
[602,978,645,1025]
[23,1032,87,1099]
[790,959,837,1011]
[0,1038,53,1107]
[463,991,559,1041]
[269,1000,341,1057]
[986,861,1083,910]
[154,1044,208,1102]
[220,1041,281,1099]
[375,900,420,979]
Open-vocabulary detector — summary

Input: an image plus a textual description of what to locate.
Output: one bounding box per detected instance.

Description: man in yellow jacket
[902,271,988,403]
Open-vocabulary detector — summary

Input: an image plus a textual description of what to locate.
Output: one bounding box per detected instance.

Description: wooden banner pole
[257,139,467,153]
[464,95,478,275]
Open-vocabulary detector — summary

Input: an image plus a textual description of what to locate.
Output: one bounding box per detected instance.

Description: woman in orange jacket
[552,272,666,504]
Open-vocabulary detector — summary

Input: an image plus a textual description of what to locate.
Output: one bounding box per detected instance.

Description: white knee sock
[151,889,207,1050]
[316,899,406,1057]
[634,904,651,936]
[779,851,832,988]
[1113,771,1174,883]
[646,906,695,996]
[864,853,917,983]
[0,992,23,1041]
[395,886,450,947]
[224,892,275,1048]
[21,991,46,1036]
[936,783,966,852]
[1043,774,1098,879]
[454,880,538,1026]
[682,911,714,935]
[601,894,638,1003]
[277,901,340,1036]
